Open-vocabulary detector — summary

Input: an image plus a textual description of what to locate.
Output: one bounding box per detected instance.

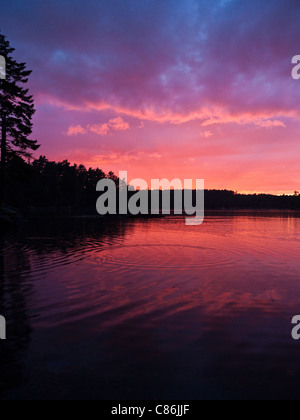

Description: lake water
[1,213,300,400]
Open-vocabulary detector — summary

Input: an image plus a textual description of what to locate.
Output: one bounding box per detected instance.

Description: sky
[1,0,300,194]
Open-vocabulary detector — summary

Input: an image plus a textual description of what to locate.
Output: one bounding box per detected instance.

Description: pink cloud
[67,117,130,137]
[202,114,289,128]
[108,117,131,132]
[88,122,111,136]
[67,125,86,136]
[88,117,130,136]
[255,120,286,129]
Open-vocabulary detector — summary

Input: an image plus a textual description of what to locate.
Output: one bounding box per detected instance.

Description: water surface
[1,213,300,400]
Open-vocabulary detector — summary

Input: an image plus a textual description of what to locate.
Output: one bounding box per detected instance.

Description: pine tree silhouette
[0,32,40,207]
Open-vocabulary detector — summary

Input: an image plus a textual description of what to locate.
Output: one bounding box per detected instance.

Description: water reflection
[0,238,32,393]
[1,213,300,399]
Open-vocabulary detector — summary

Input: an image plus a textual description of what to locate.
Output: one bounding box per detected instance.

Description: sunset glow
[2,0,300,194]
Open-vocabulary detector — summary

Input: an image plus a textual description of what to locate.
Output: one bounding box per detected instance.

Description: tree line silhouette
[4,153,300,213]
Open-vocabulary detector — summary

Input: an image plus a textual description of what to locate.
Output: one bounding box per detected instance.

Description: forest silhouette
[4,153,300,215]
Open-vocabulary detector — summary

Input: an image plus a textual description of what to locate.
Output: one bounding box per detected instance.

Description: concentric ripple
[90,243,242,270]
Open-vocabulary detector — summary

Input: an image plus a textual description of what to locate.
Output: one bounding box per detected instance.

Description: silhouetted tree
[0,32,40,207]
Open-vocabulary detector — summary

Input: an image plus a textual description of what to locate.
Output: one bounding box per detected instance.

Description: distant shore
[2,206,300,230]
